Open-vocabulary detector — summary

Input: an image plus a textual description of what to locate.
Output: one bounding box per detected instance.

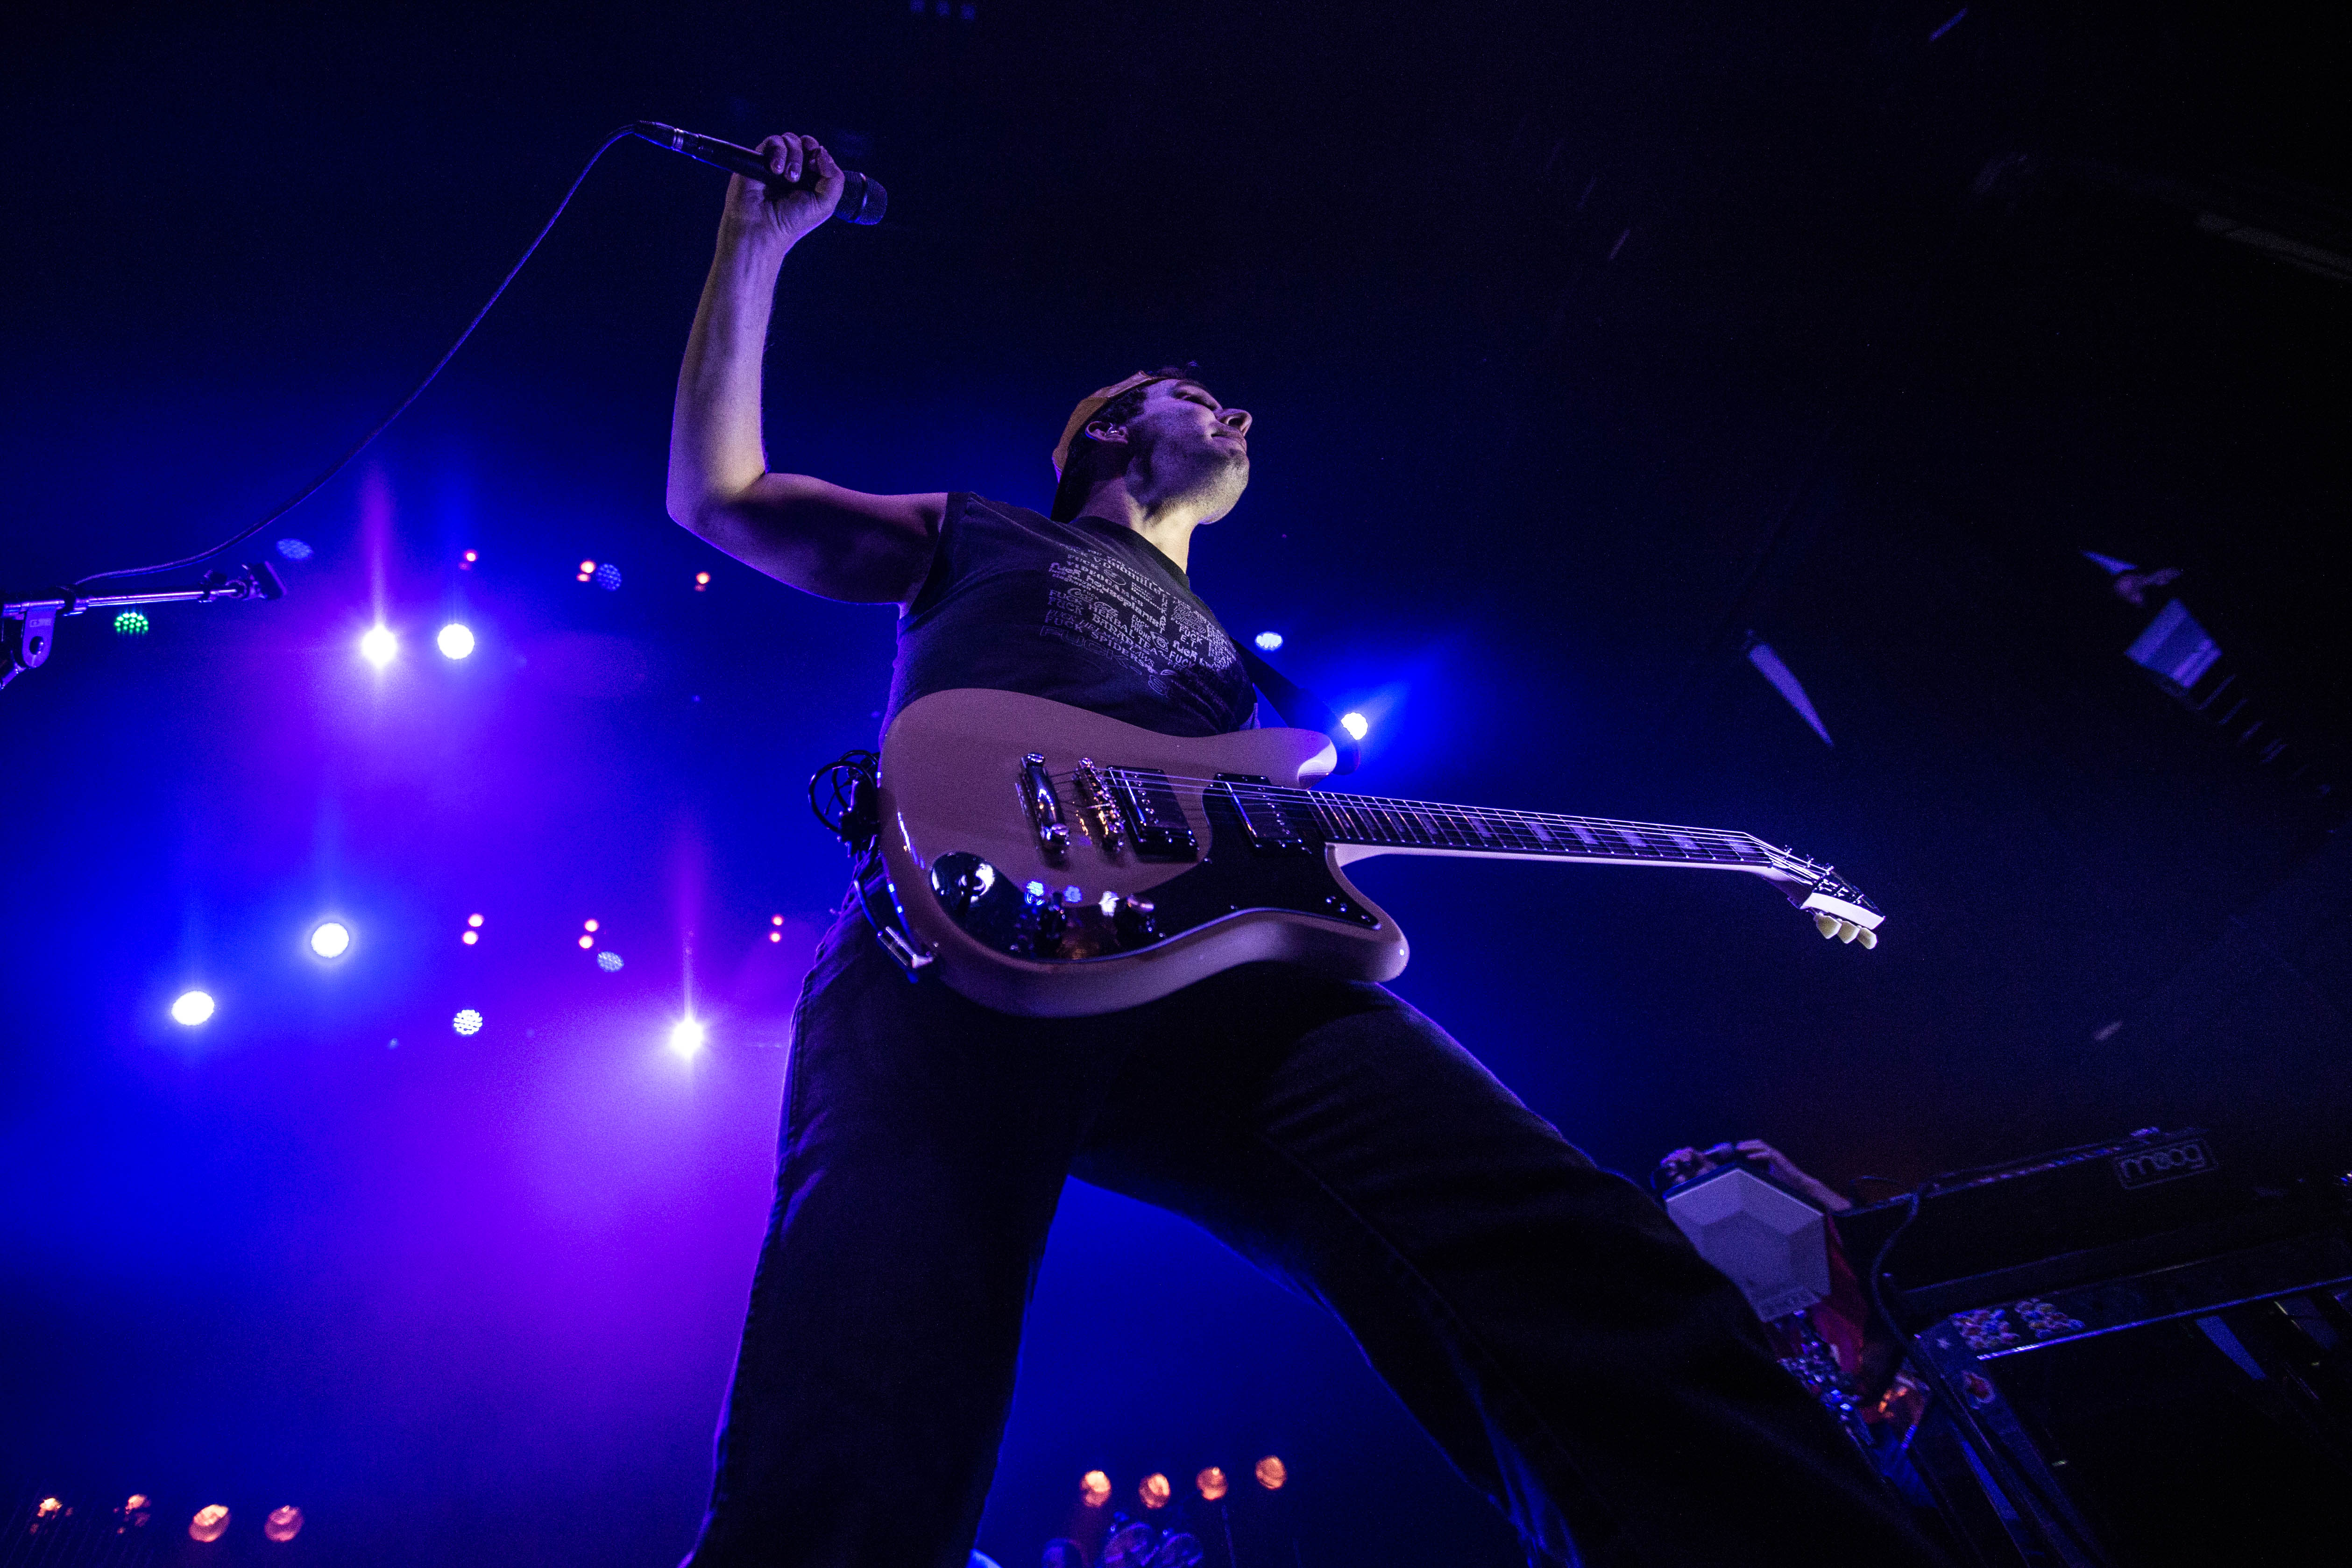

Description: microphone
[632,121,886,225]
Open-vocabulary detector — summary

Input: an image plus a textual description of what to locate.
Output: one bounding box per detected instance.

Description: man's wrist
[713,227,795,277]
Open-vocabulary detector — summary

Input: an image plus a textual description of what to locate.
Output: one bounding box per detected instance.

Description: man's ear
[1082,419,1130,452]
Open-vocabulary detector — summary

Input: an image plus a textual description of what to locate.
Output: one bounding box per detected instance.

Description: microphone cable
[70,124,641,590]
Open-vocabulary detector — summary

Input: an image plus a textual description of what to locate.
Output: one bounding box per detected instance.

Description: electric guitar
[871,688,1884,1017]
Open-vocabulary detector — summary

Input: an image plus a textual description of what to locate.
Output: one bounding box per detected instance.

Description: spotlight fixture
[577,935,595,949]
[263,1505,304,1543]
[461,549,479,568]
[308,920,352,959]
[584,919,600,932]
[170,990,216,1026]
[114,610,150,635]
[1139,1474,1172,1510]
[694,571,712,591]
[1079,1471,1112,1508]
[358,624,397,668]
[1338,711,1369,741]
[1254,630,1284,651]
[1254,1455,1286,1490]
[576,560,595,583]
[275,538,313,561]
[469,913,485,927]
[594,562,623,591]
[1196,1467,1228,1501]
[189,1504,230,1543]
[462,930,479,945]
[597,951,624,972]
[452,1008,484,1036]
[668,1017,707,1059]
[436,623,476,660]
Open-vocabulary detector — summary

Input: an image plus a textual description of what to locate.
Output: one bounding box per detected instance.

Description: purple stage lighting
[308,920,352,959]
[667,1018,706,1060]
[451,1008,484,1036]
[358,625,397,668]
[170,990,216,1026]
[436,623,476,660]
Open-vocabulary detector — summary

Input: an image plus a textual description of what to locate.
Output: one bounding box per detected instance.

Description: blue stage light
[593,563,623,591]
[308,920,352,959]
[436,623,475,660]
[170,990,216,1026]
[276,538,313,561]
[668,1017,706,1059]
[597,951,623,972]
[452,1008,484,1036]
[1339,711,1369,740]
[358,625,397,668]
[1254,630,1284,651]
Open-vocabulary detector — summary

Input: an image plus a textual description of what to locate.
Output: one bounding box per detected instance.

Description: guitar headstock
[1757,847,1884,949]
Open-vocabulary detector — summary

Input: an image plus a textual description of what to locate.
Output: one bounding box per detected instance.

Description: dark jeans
[682,909,1944,1568]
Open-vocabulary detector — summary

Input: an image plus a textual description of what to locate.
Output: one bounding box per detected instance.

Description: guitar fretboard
[1098,769,1788,872]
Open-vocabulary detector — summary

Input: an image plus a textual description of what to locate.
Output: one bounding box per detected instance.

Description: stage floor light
[668,1017,707,1059]
[308,920,352,959]
[359,625,397,668]
[170,990,216,1025]
[436,623,476,660]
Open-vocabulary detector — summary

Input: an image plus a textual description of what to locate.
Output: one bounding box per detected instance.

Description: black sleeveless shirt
[884,493,1257,739]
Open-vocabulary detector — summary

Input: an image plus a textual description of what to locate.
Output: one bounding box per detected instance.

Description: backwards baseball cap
[1048,367,1192,520]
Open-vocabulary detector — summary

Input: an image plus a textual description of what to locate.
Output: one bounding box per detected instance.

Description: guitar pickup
[1106,766,1197,860]
[1217,773,1315,855]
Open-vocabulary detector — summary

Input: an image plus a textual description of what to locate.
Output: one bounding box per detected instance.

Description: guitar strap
[1235,644,1360,776]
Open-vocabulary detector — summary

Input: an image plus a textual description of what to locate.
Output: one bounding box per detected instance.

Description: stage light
[584,918,599,932]
[1196,1467,1227,1501]
[114,610,149,635]
[1254,1455,1286,1490]
[170,990,216,1026]
[597,951,623,972]
[308,920,352,959]
[578,935,595,949]
[123,1496,152,1527]
[276,538,313,561]
[768,930,782,943]
[469,914,484,927]
[668,1017,707,1059]
[461,549,479,568]
[461,930,479,945]
[1339,711,1368,741]
[694,571,711,591]
[1139,1474,1171,1510]
[1254,630,1284,651]
[594,563,623,591]
[436,623,476,660]
[452,1008,483,1036]
[189,1504,230,1543]
[1079,1471,1112,1507]
[263,1505,303,1543]
[358,624,397,668]
[576,559,594,582]
[36,1498,63,1520]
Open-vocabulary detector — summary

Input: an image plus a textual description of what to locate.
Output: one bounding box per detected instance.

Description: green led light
[113,610,150,636]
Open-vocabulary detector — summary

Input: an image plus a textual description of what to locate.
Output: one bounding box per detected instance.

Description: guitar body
[877,688,1402,1016]
[874,688,1884,1018]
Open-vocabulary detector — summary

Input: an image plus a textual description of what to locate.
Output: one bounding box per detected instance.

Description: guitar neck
[1293,788,1781,872]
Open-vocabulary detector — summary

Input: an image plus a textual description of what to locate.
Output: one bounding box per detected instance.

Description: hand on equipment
[725,133,845,250]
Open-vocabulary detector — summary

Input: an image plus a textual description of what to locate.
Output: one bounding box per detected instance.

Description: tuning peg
[1856,926,1878,949]
[1836,920,1861,944]
[1814,913,1840,938]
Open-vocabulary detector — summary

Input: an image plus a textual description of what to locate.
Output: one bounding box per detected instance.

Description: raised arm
[667,132,946,605]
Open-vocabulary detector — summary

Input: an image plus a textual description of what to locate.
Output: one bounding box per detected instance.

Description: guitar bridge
[1020,752,1069,861]
[1072,759,1126,853]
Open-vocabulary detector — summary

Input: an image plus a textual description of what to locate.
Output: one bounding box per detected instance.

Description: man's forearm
[667,234,791,532]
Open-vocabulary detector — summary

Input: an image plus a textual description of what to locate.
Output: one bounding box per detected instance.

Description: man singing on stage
[666,130,1944,1568]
